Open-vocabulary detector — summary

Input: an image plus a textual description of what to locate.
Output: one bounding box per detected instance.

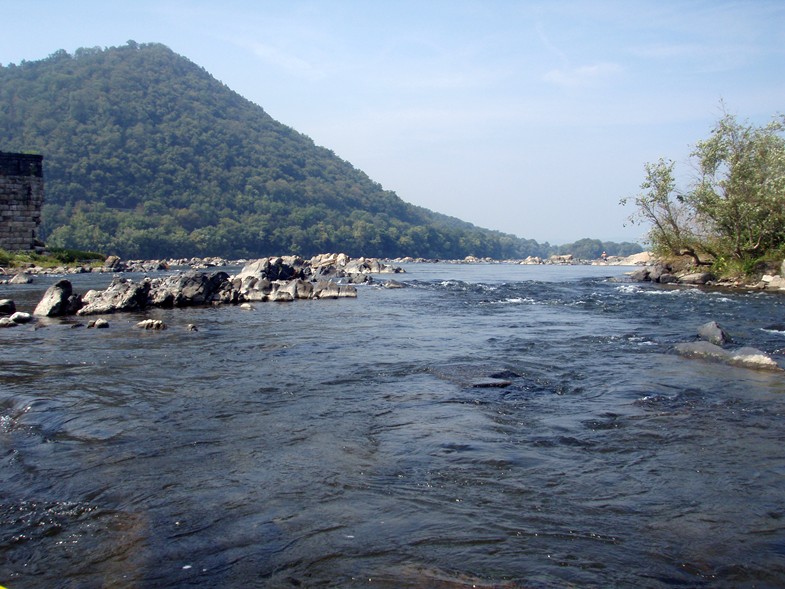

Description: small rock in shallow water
[10,312,33,324]
[730,347,782,370]
[471,378,512,388]
[674,341,782,371]
[9,273,33,284]
[136,319,166,330]
[87,318,110,329]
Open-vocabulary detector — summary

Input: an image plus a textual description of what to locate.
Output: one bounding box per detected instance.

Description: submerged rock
[471,378,512,388]
[137,319,166,330]
[674,341,782,371]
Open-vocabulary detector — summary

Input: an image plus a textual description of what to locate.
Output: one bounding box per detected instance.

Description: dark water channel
[2,263,785,588]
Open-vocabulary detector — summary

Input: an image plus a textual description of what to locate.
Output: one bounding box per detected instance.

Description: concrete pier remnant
[0,151,44,251]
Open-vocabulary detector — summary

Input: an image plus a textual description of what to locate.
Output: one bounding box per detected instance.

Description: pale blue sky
[2,1,783,244]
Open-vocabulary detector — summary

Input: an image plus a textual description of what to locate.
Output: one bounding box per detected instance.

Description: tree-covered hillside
[0,41,548,259]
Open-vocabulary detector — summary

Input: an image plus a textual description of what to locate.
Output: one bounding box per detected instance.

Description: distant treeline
[0,42,636,260]
[555,238,642,259]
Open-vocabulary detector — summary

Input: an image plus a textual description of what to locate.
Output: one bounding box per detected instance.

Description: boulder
[267,288,294,302]
[674,341,731,363]
[647,265,667,282]
[78,278,150,315]
[149,270,229,307]
[137,319,166,330]
[0,299,15,315]
[211,280,239,305]
[233,258,271,282]
[620,251,654,265]
[337,285,358,298]
[234,257,305,283]
[87,318,110,328]
[148,285,175,307]
[239,277,273,301]
[349,273,372,284]
[678,272,715,285]
[0,317,17,328]
[275,279,314,300]
[9,311,33,324]
[628,268,650,282]
[729,347,782,370]
[764,275,785,290]
[313,281,341,299]
[9,273,32,284]
[674,341,782,371]
[697,321,732,346]
[103,255,127,272]
[34,279,79,317]
[384,280,405,289]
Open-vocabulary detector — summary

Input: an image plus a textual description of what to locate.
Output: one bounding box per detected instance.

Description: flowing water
[2,263,785,588]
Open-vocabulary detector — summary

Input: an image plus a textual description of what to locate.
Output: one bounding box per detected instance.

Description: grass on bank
[0,247,106,271]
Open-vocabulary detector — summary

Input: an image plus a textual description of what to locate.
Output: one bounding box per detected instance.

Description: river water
[2,263,785,588]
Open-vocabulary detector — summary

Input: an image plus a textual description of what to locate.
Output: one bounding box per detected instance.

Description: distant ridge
[0,41,548,259]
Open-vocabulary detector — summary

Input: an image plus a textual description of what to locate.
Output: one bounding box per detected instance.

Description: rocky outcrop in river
[674,320,782,371]
[29,255,400,319]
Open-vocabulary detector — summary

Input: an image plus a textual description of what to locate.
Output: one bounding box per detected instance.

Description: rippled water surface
[2,263,785,588]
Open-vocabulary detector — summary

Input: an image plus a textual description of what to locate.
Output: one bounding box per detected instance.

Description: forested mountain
[0,41,549,259]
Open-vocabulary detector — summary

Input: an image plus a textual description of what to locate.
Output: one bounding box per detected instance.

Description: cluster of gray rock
[0,299,33,327]
[0,272,36,285]
[628,264,716,286]
[629,258,785,291]
[386,252,653,266]
[1,255,402,328]
[674,321,782,371]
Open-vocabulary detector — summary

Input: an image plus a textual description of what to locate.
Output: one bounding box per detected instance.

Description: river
[2,263,785,588]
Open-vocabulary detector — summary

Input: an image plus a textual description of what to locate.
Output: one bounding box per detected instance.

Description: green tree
[622,158,708,265]
[623,111,785,272]
[690,112,785,260]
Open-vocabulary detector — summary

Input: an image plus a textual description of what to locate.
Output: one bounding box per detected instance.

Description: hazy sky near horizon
[2,1,783,244]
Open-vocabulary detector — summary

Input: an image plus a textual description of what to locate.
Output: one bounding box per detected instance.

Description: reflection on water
[2,264,785,588]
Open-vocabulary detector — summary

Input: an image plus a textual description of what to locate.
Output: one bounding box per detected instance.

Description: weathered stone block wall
[0,152,44,251]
